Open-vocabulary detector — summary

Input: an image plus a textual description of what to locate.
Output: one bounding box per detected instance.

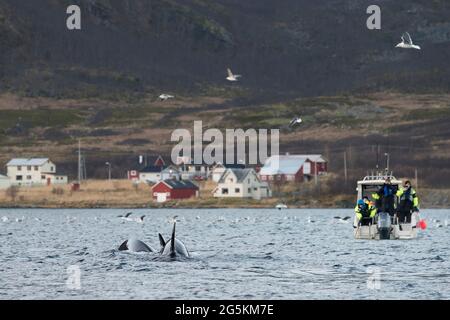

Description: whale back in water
[159,222,189,258]
[118,239,155,253]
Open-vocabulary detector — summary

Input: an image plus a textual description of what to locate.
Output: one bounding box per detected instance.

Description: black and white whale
[118,238,155,253]
[158,222,190,258]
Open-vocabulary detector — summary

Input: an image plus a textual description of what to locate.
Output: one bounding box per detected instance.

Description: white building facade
[0,174,11,189]
[6,158,68,186]
[213,168,271,200]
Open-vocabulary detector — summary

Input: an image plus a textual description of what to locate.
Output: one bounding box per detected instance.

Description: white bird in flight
[289,117,303,128]
[396,32,421,50]
[226,68,241,82]
[159,94,175,101]
[135,215,145,224]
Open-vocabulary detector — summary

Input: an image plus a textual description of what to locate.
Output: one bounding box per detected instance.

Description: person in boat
[372,177,398,216]
[396,180,419,223]
[355,199,377,226]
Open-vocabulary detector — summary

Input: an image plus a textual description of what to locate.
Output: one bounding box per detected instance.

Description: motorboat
[353,171,420,240]
[275,203,288,210]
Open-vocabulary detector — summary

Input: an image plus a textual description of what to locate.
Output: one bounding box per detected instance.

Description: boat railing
[361,171,396,182]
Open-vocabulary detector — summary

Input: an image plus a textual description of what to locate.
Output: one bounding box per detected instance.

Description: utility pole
[376,144,380,169]
[385,153,390,171]
[314,161,318,186]
[106,162,112,181]
[344,151,348,184]
[415,168,418,191]
[78,139,81,183]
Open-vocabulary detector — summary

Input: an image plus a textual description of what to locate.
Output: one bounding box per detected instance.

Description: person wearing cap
[355,198,376,226]
[372,177,398,215]
[396,180,419,223]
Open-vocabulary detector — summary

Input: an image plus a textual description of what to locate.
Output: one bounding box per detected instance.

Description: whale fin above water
[118,240,129,251]
[159,233,166,252]
[118,239,155,253]
[160,222,190,258]
[170,222,176,256]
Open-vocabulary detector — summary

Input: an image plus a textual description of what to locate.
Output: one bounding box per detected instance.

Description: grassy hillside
[0,92,449,190]
[1,0,450,97]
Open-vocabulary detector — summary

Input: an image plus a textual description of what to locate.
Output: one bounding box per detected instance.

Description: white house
[175,156,211,180]
[213,168,271,200]
[210,163,246,182]
[0,174,11,189]
[6,158,68,186]
[139,165,164,184]
[138,165,180,184]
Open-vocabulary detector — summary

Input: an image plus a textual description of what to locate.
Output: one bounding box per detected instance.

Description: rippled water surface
[0,208,449,299]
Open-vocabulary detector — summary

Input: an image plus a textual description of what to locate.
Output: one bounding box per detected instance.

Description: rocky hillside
[1,0,450,97]
[0,1,450,193]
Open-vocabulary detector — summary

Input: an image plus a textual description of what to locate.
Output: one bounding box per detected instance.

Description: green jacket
[396,187,419,208]
[355,204,377,221]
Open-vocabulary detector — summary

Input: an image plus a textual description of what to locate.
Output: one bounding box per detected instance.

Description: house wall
[140,172,162,183]
[46,175,68,185]
[7,161,58,186]
[127,170,139,180]
[161,170,181,181]
[211,167,226,182]
[308,160,327,175]
[179,165,210,179]
[0,177,11,189]
[171,188,198,199]
[152,183,197,200]
[214,171,271,199]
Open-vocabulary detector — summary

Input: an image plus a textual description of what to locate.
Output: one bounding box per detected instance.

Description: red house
[152,180,199,203]
[259,154,328,182]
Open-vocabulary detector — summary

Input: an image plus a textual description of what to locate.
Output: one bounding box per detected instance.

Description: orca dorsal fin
[159,233,166,248]
[170,222,176,255]
[118,240,128,251]
[125,212,133,218]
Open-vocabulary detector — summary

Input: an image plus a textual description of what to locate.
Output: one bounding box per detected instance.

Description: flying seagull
[396,32,421,50]
[334,216,352,223]
[118,212,133,219]
[135,215,145,224]
[158,94,175,101]
[226,68,241,82]
[289,117,303,128]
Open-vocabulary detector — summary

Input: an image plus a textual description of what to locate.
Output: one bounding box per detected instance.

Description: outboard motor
[377,212,391,240]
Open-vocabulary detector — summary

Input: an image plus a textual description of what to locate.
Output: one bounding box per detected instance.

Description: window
[50,167,54,172]
[27,166,32,171]
[235,188,240,193]
[16,175,23,181]
[34,166,39,171]
[248,188,251,193]
[41,175,46,180]
[254,187,258,191]
[17,166,22,171]
[27,175,32,180]
[222,188,229,195]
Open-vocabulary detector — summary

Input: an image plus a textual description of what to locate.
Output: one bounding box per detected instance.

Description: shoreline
[1,179,449,210]
[0,203,449,210]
